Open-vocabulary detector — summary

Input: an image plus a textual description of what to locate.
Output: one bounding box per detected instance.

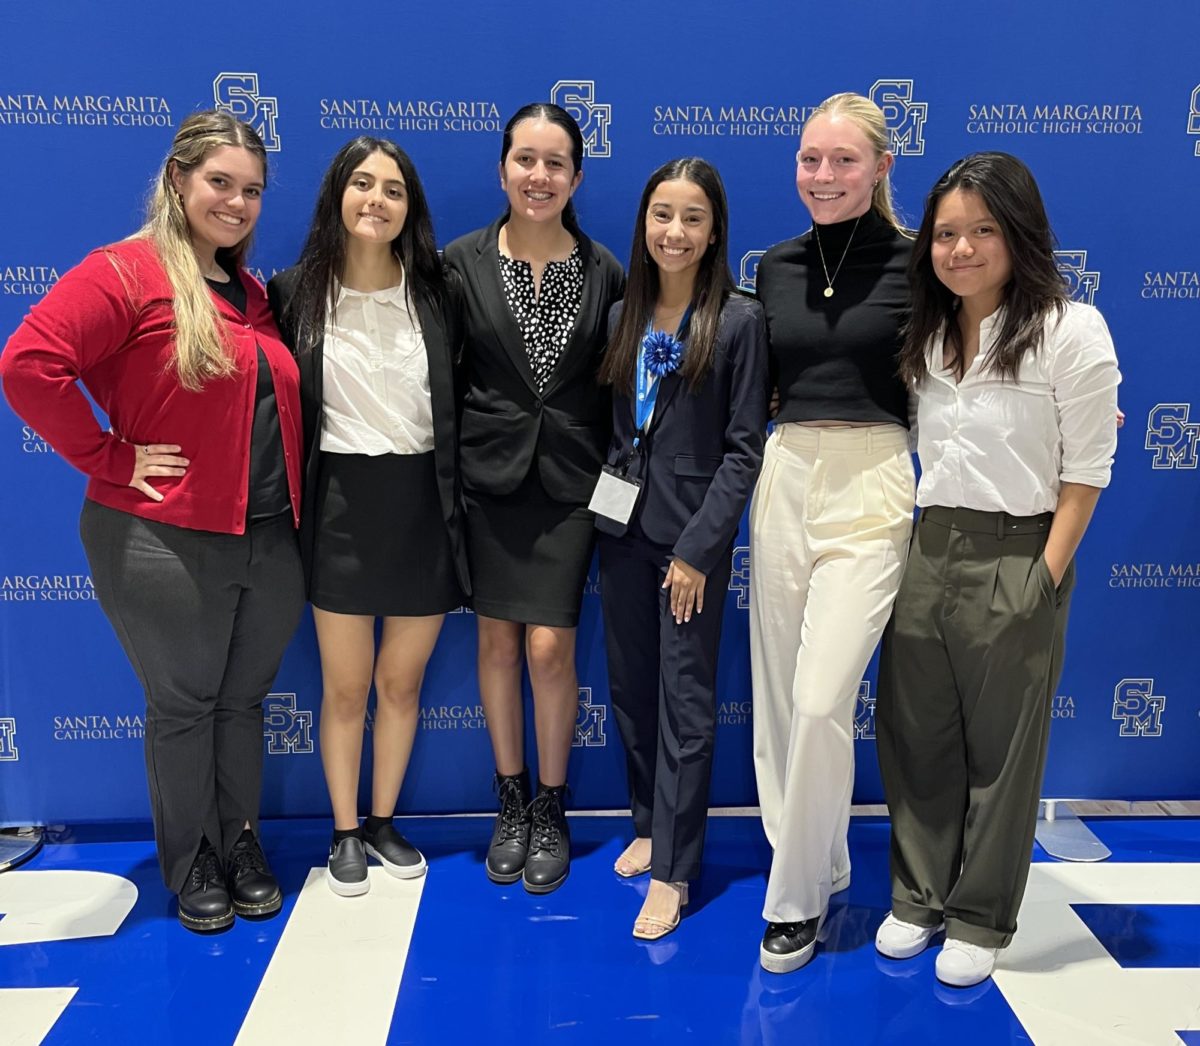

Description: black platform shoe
[523,782,570,894]
[759,915,823,973]
[227,829,282,918]
[486,769,531,884]
[177,839,234,933]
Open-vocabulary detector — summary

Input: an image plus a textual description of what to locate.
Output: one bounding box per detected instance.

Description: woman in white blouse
[269,138,467,896]
[874,151,1120,988]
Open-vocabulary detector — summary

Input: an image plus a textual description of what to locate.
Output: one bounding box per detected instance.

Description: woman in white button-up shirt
[269,138,468,898]
[874,152,1120,989]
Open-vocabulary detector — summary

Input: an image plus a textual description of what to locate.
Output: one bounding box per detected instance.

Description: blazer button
[533,399,543,412]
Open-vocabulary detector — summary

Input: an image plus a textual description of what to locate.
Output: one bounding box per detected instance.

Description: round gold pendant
[823,286,834,298]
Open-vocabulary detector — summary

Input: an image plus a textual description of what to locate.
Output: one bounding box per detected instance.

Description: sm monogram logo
[573,688,606,747]
[1112,678,1166,737]
[550,80,611,158]
[263,693,314,754]
[853,682,875,740]
[1055,250,1101,305]
[213,72,281,152]
[729,546,751,609]
[1146,404,1200,469]
[1188,84,1200,156]
[869,79,927,156]
[0,718,17,760]
[738,251,764,293]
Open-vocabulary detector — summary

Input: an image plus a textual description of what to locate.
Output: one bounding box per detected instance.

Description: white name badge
[588,466,641,525]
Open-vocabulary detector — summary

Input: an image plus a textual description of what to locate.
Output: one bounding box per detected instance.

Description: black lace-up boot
[177,839,234,932]
[226,829,282,918]
[486,768,531,883]
[522,782,570,894]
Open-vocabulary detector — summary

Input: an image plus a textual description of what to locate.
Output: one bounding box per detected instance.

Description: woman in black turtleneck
[749,92,915,975]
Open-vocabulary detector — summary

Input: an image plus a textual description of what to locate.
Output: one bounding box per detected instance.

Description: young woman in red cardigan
[0,110,305,933]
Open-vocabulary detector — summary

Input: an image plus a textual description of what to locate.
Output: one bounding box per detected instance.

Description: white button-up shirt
[915,301,1121,516]
[319,278,434,456]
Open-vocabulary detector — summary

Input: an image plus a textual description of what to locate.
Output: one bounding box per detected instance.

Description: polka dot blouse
[498,244,583,392]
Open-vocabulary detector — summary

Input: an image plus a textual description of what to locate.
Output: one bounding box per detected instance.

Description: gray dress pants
[80,500,305,893]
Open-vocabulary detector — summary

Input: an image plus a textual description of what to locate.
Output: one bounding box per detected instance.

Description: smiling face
[340,149,408,245]
[795,114,891,225]
[644,177,715,284]
[499,118,583,225]
[171,144,264,261]
[930,188,1014,315]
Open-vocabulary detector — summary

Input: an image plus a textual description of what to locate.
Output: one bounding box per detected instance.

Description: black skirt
[463,466,595,628]
[310,450,463,617]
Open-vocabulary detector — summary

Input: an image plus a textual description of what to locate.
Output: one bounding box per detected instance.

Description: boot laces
[494,777,528,844]
[228,837,266,878]
[190,846,224,890]
[528,791,564,858]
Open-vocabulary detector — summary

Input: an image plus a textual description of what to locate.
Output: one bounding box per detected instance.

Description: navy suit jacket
[443,216,625,503]
[266,266,469,597]
[598,294,769,575]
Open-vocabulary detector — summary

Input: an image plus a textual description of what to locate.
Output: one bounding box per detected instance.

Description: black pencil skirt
[463,466,595,628]
[310,450,463,617]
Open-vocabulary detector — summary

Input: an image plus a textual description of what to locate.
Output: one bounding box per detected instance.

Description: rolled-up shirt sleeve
[1050,304,1121,489]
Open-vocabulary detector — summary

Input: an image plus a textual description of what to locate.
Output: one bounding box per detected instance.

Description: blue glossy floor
[3,815,1199,1045]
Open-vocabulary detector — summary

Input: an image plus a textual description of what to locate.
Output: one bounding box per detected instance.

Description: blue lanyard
[633,305,692,447]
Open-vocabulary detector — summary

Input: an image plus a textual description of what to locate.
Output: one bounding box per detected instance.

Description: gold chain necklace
[813,216,861,299]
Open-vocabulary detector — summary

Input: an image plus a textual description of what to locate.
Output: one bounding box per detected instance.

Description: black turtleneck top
[756,207,912,427]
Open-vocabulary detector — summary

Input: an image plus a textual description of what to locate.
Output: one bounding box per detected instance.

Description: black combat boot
[486,768,531,883]
[523,782,570,894]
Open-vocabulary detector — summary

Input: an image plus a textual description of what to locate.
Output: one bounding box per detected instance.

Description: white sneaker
[935,939,999,987]
[875,912,944,959]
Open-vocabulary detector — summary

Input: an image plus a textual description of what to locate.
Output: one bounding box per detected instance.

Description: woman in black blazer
[443,103,624,894]
[268,137,466,897]
[594,158,768,938]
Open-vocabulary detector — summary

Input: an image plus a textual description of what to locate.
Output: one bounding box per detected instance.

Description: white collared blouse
[319,277,434,456]
[914,301,1121,516]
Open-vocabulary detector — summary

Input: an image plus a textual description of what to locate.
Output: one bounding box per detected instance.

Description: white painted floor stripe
[0,988,78,1046]
[0,870,136,1045]
[234,868,425,1046]
[994,863,1200,1046]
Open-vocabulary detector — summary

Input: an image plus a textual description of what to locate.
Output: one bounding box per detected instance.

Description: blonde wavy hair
[805,92,905,234]
[134,110,268,390]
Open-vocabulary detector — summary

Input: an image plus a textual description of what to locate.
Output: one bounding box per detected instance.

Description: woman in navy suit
[595,158,768,939]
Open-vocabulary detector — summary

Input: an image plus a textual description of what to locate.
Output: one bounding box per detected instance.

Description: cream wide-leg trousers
[749,423,914,924]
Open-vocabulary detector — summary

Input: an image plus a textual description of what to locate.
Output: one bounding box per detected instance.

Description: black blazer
[597,295,769,575]
[266,266,469,597]
[443,217,625,503]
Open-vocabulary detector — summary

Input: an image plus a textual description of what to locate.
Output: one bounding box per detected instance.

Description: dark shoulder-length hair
[599,157,736,396]
[286,136,444,351]
[500,102,585,238]
[899,151,1068,385]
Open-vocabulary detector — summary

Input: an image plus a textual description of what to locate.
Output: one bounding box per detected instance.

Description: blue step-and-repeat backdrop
[1,2,1198,825]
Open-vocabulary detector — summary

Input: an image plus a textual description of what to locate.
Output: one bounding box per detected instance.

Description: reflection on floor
[1,816,1198,1045]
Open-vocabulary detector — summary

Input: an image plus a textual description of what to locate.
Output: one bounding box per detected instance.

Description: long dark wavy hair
[899,151,1067,384]
[285,137,444,351]
[500,102,584,238]
[599,158,735,396]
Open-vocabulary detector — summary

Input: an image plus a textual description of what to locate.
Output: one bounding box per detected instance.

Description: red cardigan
[0,238,302,534]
